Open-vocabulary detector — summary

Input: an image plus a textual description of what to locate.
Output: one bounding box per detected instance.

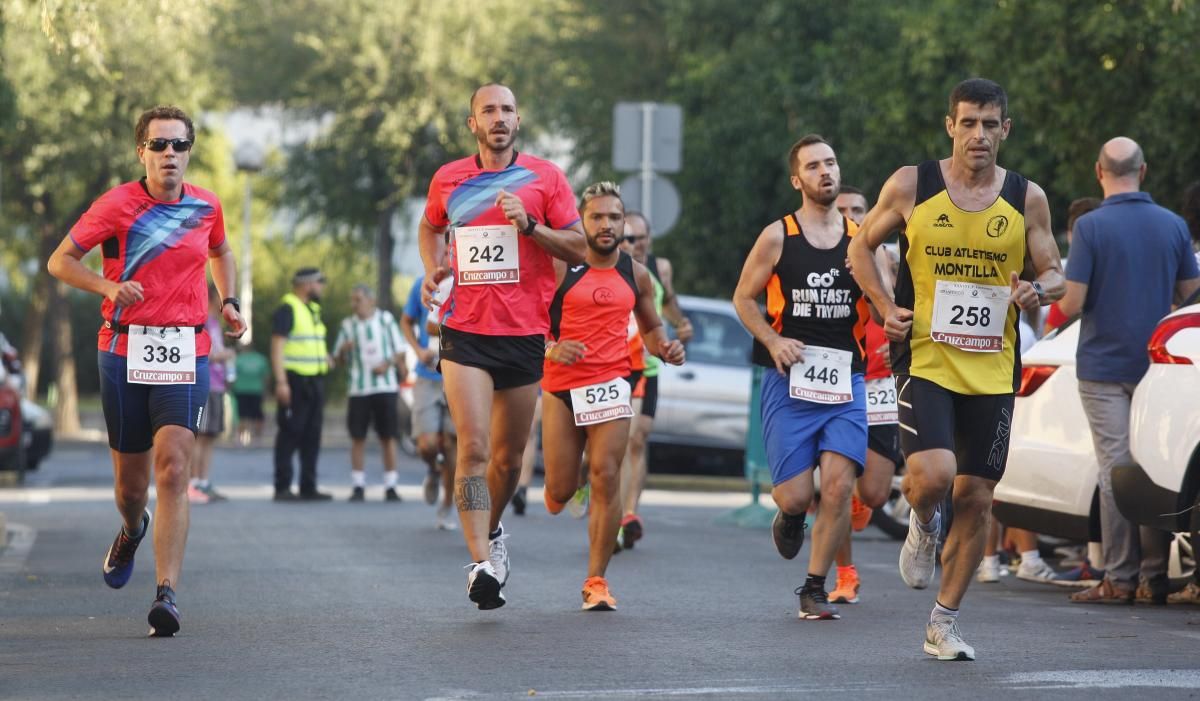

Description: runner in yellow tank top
[847,79,1064,662]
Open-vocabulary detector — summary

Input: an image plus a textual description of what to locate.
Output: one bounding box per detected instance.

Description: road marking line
[1002,669,1200,689]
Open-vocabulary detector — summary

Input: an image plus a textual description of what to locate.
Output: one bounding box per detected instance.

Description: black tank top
[751,213,869,373]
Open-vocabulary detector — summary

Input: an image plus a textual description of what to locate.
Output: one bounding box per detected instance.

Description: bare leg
[350,438,366,485]
[806,452,857,580]
[148,425,195,586]
[112,449,152,532]
[541,393,587,506]
[518,395,541,489]
[585,419,631,578]
[442,362,498,562]
[621,414,653,516]
[486,383,539,533]
[936,475,997,609]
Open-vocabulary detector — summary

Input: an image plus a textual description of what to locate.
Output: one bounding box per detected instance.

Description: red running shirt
[424,152,581,336]
[543,254,639,393]
[69,180,226,357]
[864,316,893,381]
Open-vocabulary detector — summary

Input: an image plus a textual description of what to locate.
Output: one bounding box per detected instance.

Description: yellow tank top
[894,160,1027,395]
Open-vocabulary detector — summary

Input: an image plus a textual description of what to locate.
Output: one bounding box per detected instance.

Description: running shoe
[613,528,624,555]
[899,506,940,589]
[349,486,365,502]
[771,510,806,560]
[924,618,975,661]
[102,509,150,589]
[435,504,458,531]
[620,514,643,550]
[512,486,527,516]
[186,484,210,504]
[422,471,439,505]
[465,561,505,610]
[581,576,618,611]
[200,483,228,502]
[796,585,840,620]
[147,581,181,637]
[489,523,510,587]
[384,487,402,502]
[567,484,591,519]
[829,566,860,604]
[1016,558,1060,584]
[976,556,1001,583]
[1052,559,1105,588]
[849,494,873,532]
[1167,581,1200,605]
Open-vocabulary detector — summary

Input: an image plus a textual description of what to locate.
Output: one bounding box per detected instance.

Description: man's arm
[1059,281,1087,317]
[847,167,917,341]
[208,241,247,337]
[655,257,693,342]
[418,215,449,309]
[47,236,143,307]
[1177,277,1200,306]
[632,262,685,365]
[495,189,586,264]
[732,221,803,375]
[1015,182,1065,311]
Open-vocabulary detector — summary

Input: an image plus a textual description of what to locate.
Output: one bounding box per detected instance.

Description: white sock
[981,554,999,568]
[352,471,366,488]
[916,509,940,533]
[384,470,399,488]
[1020,549,1043,566]
[931,601,959,623]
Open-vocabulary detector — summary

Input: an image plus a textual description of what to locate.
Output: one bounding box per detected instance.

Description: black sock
[489,527,502,540]
[804,574,826,592]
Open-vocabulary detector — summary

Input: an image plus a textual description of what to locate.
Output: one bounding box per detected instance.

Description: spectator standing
[232,343,269,446]
[191,287,234,503]
[335,284,408,502]
[271,268,333,501]
[1061,138,1200,604]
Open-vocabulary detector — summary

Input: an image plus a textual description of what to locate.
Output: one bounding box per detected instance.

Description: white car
[994,299,1200,577]
[1124,298,1200,533]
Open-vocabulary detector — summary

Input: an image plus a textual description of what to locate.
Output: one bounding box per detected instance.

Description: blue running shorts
[760,369,867,485]
[99,351,210,453]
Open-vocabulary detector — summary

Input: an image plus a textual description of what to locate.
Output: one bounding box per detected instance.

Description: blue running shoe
[148,580,181,637]
[102,509,150,589]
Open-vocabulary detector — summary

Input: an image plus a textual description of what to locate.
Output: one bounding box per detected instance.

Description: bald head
[1098,137,1144,178]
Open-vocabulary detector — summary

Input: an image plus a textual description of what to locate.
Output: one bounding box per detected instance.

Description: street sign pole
[641,102,654,228]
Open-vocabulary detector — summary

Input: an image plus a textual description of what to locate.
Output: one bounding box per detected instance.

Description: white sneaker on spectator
[1017,557,1059,584]
[976,556,1001,583]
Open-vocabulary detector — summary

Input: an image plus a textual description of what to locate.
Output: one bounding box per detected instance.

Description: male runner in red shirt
[541,182,684,610]
[48,105,246,636]
[418,83,586,609]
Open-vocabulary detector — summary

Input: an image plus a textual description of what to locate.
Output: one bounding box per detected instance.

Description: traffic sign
[612,102,682,173]
[620,173,681,237]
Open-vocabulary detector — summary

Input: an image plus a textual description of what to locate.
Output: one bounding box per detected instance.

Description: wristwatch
[222,297,241,313]
[1030,282,1045,304]
[521,215,539,236]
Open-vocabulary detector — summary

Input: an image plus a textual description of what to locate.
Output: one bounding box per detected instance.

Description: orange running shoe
[829,565,861,604]
[545,491,566,515]
[850,494,873,532]
[581,576,617,611]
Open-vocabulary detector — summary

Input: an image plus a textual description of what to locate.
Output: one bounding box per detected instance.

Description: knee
[772,489,810,517]
[858,481,891,510]
[115,480,147,507]
[456,438,488,472]
[821,472,855,507]
[154,454,190,494]
[953,485,995,520]
[416,435,439,463]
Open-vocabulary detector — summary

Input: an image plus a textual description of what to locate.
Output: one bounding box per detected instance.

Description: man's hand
[371,362,390,376]
[495,189,530,232]
[422,267,451,310]
[884,306,914,342]
[546,339,586,365]
[221,303,248,340]
[875,341,892,372]
[275,381,291,407]
[1009,271,1040,312]
[417,348,436,366]
[337,338,355,356]
[673,317,694,344]
[765,336,806,376]
[658,339,686,365]
[106,280,144,307]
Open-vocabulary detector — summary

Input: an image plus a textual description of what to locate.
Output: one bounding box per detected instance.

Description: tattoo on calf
[455,476,490,512]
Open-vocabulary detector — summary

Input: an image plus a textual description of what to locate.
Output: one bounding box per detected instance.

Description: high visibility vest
[281,292,328,376]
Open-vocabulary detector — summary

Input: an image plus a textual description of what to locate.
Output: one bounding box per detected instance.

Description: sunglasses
[623,234,648,242]
[142,138,193,152]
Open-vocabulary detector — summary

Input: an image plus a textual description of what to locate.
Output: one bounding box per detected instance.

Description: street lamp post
[234,144,264,345]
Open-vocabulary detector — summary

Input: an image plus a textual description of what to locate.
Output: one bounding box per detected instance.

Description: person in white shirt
[334,284,408,501]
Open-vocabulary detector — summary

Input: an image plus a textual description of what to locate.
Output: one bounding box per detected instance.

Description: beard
[476,126,514,153]
[587,234,621,255]
[802,181,839,206]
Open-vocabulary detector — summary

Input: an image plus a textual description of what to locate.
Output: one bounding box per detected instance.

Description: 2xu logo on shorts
[987,407,1011,471]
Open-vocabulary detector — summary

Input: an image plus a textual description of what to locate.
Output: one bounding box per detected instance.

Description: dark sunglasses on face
[623,234,648,242]
[142,138,193,152]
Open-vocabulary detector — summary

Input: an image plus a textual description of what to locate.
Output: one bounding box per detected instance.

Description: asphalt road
[1,444,1198,700]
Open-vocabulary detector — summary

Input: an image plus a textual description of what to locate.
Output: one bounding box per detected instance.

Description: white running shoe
[976,556,1000,583]
[924,618,975,661]
[436,504,458,531]
[899,506,940,589]
[489,522,510,587]
[567,484,590,519]
[465,561,505,610]
[1016,557,1059,584]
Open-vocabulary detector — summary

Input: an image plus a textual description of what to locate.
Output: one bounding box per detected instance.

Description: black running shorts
[895,374,1013,480]
[867,423,901,466]
[438,325,543,391]
[639,374,659,418]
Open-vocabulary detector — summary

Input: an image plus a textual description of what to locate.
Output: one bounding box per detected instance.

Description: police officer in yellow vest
[271,268,334,501]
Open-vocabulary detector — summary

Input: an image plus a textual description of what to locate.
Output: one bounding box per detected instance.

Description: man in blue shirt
[1060,136,1200,604]
[401,274,458,530]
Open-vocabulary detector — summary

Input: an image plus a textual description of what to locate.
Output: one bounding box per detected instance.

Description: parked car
[0,337,54,476]
[1123,295,1200,534]
[993,301,1198,580]
[648,295,753,475]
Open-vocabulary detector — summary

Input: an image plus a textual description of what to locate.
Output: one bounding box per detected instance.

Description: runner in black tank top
[733,134,871,621]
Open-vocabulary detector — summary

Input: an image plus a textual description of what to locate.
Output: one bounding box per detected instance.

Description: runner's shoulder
[182,182,222,207]
[514,151,565,174]
[430,155,480,183]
